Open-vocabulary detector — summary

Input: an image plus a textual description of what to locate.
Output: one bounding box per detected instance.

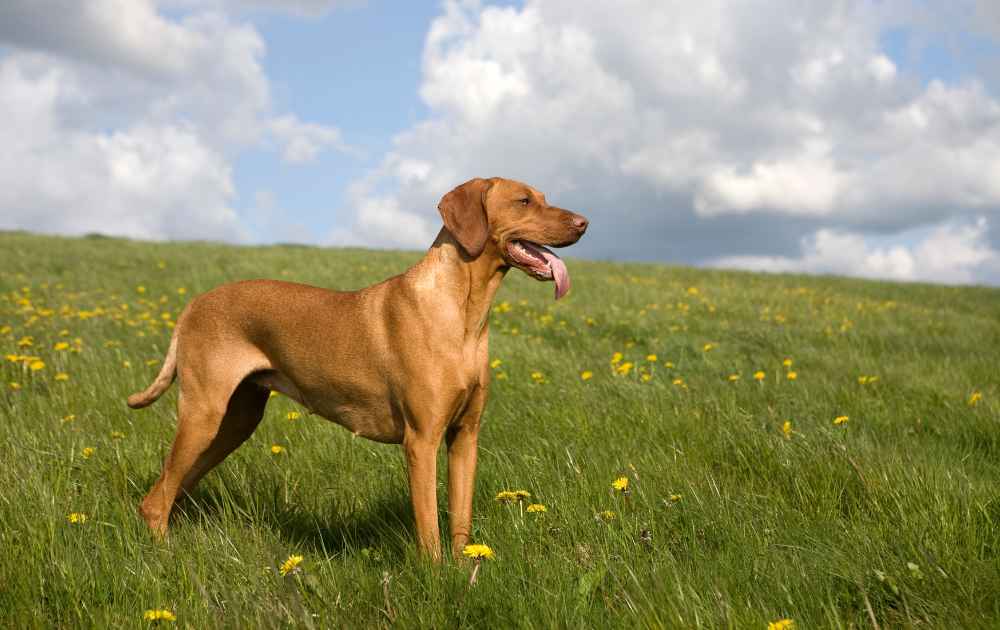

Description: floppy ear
[437,178,491,258]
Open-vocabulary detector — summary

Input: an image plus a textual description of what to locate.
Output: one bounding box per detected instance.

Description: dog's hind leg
[140,378,268,536]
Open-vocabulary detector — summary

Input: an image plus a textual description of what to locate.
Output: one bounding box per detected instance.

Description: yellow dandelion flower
[62,414,76,423]
[833,415,849,426]
[111,431,126,440]
[495,371,508,380]
[669,494,682,502]
[526,503,547,513]
[122,360,131,368]
[969,391,983,406]
[610,352,623,364]
[495,490,518,503]
[270,445,285,455]
[136,286,146,294]
[145,359,159,366]
[641,373,652,382]
[9,382,21,391]
[82,447,95,459]
[672,378,684,386]
[279,554,304,576]
[67,512,87,524]
[55,372,69,381]
[782,358,793,368]
[29,360,45,371]
[646,354,657,362]
[530,371,546,383]
[598,510,616,521]
[616,362,633,376]
[177,287,187,295]
[728,374,740,382]
[462,544,495,559]
[490,358,502,369]
[753,371,765,381]
[580,370,593,381]
[664,361,675,368]
[514,490,531,501]
[768,620,795,630]
[786,371,797,380]
[53,341,70,351]
[703,343,715,352]
[782,421,792,440]
[286,411,301,420]
[143,609,176,622]
[17,336,33,347]
[612,476,629,492]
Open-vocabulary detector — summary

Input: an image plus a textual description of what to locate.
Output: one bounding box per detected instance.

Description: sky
[2,0,1000,286]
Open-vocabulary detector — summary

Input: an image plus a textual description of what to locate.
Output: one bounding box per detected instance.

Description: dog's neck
[407,228,508,338]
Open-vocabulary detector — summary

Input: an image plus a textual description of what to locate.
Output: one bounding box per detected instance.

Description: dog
[128,177,588,560]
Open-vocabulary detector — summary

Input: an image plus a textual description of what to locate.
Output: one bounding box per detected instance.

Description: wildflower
[615,362,633,376]
[55,372,69,381]
[782,358,793,368]
[786,371,797,381]
[29,360,45,371]
[67,512,87,524]
[122,360,131,368]
[279,554,304,576]
[753,371,765,381]
[111,431,126,440]
[672,378,684,386]
[54,341,70,351]
[17,336,33,347]
[495,371,508,380]
[833,415,849,426]
[286,411,301,420]
[664,361,675,368]
[646,354,657,362]
[490,358,502,369]
[9,382,21,391]
[580,370,593,381]
[462,544,495,560]
[526,504,547,513]
[81,447,96,459]
[531,371,546,383]
[513,490,531,501]
[177,287,187,295]
[270,445,285,455]
[612,476,629,492]
[136,286,146,294]
[145,359,159,366]
[702,343,715,352]
[62,414,76,423]
[641,373,652,382]
[782,421,792,440]
[969,391,983,406]
[728,374,740,382]
[610,352,623,365]
[668,494,683,503]
[597,510,616,521]
[143,609,176,622]
[768,620,795,630]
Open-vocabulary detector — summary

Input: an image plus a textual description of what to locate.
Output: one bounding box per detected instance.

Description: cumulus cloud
[0,0,349,241]
[337,0,1000,284]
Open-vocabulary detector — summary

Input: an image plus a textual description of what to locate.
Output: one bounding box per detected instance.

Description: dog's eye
[519,198,530,206]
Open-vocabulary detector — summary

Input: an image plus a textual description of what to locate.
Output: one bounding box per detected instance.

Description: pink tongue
[538,247,570,300]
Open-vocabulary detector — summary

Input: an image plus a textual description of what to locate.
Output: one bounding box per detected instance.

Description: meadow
[1,230,998,629]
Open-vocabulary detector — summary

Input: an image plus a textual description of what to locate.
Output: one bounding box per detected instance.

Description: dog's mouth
[506,239,570,300]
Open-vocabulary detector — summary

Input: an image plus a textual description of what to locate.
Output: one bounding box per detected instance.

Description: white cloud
[338,0,1000,284]
[711,218,999,285]
[0,0,350,241]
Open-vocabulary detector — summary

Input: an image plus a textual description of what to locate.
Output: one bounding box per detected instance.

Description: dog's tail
[127,327,179,409]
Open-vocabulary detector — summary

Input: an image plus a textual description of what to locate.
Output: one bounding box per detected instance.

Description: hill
[1,231,998,628]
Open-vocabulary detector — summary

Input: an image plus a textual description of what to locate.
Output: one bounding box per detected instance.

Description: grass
[1,230,998,629]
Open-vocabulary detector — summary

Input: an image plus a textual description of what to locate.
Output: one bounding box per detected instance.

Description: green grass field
[1,230,998,629]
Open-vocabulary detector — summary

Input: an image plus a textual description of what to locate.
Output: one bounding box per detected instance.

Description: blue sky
[2,0,1000,284]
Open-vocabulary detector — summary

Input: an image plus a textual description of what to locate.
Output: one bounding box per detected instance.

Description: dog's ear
[437,178,491,258]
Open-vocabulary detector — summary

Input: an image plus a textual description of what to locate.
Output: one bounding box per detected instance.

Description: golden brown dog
[127,177,588,560]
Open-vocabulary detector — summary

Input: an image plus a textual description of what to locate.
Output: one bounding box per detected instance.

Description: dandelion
[969,391,983,406]
[62,414,76,423]
[17,336,33,347]
[610,352,623,365]
[513,490,531,501]
[495,490,517,503]
[612,476,629,492]
[54,341,70,351]
[177,287,187,295]
[143,609,176,623]
[29,360,45,371]
[668,494,682,503]
[782,421,792,440]
[782,358,793,368]
[646,354,657,362]
[728,374,740,382]
[786,371,797,381]
[82,447,95,459]
[286,411,301,420]
[526,504,547,513]
[55,372,69,381]
[597,510,616,521]
[9,382,21,391]
[768,620,795,630]
[67,512,87,524]
[111,431,126,440]
[833,415,849,426]
[753,371,765,381]
[641,373,652,382]
[495,372,508,380]
[531,371,546,383]
[580,370,593,381]
[463,544,494,585]
[490,358,502,369]
[664,361,675,368]
[279,554,304,576]
[616,362,633,376]
[145,359,159,366]
[703,343,715,352]
[136,286,146,294]
[672,378,684,386]
[270,445,285,455]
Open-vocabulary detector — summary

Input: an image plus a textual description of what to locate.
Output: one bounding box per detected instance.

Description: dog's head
[437,177,588,299]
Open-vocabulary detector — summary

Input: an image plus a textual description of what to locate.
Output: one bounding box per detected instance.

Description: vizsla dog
[127,177,588,560]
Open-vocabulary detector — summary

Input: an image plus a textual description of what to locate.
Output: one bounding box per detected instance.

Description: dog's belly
[249,370,404,444]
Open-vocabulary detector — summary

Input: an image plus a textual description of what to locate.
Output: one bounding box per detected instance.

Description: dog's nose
[572,214,589,232]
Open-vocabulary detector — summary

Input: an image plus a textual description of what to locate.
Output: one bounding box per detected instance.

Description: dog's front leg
[403,430,443,561]
[446,389,484,558]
